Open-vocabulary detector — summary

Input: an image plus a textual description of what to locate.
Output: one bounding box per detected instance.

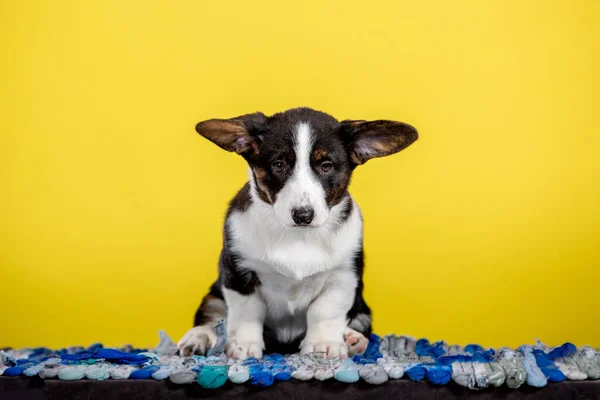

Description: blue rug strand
[1,327,599,390]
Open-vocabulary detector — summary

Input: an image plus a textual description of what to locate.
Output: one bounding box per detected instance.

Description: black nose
[291,207,314,226]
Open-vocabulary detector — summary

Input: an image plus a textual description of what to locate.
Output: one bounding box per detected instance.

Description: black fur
[346,247,372,336]
[248,108,353,207]
[191,107,418,353]
[193,282,223,327]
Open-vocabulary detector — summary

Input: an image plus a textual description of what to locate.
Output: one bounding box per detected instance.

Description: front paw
[344,328,369,356]
[177,326,217,356]
[301,339,348,359]
[225,338,264,360]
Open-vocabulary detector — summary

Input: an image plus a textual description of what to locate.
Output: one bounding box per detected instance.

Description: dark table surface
[1,376,599,400]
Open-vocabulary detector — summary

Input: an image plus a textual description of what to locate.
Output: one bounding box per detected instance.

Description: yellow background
[1,0,599,349]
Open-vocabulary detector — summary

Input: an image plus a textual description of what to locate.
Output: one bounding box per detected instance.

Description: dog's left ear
[339,119,418,165]
[195,112,267,159]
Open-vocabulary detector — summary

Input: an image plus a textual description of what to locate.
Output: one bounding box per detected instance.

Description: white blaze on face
[273,123,329,227]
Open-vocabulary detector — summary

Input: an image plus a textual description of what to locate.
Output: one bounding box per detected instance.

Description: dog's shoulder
[226,182,252,217]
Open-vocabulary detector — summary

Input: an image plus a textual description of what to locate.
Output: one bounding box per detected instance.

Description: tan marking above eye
[313,148,328,161]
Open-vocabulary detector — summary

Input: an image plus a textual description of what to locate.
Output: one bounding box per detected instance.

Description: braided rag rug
[2,322,599,390]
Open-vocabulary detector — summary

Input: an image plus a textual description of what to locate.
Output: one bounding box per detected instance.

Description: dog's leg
[300,270,356,359]
[177,291,227,356]
[223,288,266,360]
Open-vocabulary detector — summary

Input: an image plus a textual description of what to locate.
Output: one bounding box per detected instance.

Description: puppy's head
[196,107,417,228]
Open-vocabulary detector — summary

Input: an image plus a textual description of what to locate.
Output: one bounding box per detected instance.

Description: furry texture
[4,330,598,390]
[183,108,418,358]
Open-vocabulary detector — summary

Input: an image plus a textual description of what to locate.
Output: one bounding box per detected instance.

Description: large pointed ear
[339,119,418,165]
[195,112,267,159]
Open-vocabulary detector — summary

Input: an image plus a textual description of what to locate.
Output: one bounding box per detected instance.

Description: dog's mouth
[277,218,325,230]
[292,223,318,229]
[279,221,320,229]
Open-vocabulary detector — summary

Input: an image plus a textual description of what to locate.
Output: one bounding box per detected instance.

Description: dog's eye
[271,161,286,173]
[320,161,333,173]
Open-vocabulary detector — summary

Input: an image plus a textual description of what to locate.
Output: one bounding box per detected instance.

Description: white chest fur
[227,195,362,281]
[226,195,363,342]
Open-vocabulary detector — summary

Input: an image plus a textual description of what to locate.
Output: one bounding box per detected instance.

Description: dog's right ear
[195,112,267,159]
